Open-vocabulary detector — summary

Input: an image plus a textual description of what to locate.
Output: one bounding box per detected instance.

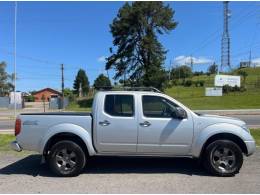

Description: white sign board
[9,92,22,104]
[214,75,240,87]
[205,87,223,96]
[9,92,23,109]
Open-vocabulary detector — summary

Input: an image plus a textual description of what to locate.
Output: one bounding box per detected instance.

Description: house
[33,88,61,102]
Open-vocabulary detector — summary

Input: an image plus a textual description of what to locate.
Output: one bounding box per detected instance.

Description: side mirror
[173,107,187,119]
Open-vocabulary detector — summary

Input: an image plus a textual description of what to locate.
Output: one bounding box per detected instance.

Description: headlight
[242,124,250,133]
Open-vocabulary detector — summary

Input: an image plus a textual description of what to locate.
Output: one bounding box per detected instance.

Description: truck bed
[17,112,92,153]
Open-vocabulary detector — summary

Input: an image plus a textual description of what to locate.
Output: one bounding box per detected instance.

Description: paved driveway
[0,149,259,193]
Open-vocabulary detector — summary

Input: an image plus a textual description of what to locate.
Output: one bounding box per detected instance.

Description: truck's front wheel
[203,140,243,176]
[47,140,86,177]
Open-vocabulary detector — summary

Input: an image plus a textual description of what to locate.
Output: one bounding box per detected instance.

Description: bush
[223,85,246,94]
[193,80,205,87]
[199,80,205,87]
[184,80,192,87]
[24,95,35,102]
[233,85,240,92]
[239,85,247,92]
[223,85,233,94]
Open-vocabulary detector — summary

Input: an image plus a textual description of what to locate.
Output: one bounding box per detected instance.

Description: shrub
[233,85,240,92]
[223,85,232,94]
[194,81,199,87]
[239,85,247,92]
[199,80,205,87]
[223,85,246,94]
[24,95,35,102]
[184,80,192,87]
[193,80,205,87]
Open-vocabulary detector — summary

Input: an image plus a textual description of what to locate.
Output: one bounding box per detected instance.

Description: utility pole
[168,60,172,80]
[61,64,64,109]
[249,50,252,68]
[190,55,194,72]
[79,83,83,98]
[106,70,110,80]
[14,2,17,116]
[190,55,194,97]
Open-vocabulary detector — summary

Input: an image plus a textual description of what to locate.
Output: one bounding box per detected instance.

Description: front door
[96,94,138,153]
[137,95,193,155]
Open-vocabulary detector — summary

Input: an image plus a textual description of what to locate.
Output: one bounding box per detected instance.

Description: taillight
[15,118,21,136]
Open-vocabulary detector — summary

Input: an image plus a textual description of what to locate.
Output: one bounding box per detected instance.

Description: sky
[0,1,260,92]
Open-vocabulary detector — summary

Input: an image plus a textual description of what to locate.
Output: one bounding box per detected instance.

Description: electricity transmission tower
[221,1,231,72]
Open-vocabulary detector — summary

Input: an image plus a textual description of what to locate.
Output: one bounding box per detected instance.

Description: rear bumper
[245,140,256,156]
[10,141,22,152]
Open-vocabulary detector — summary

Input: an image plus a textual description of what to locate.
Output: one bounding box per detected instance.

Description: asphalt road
[1,114,260,131]
[0,150,259,193]
[0,120,14,131]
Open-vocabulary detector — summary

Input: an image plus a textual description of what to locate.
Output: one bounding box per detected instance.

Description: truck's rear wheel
[203,140,243,176]
[47,140,86,177]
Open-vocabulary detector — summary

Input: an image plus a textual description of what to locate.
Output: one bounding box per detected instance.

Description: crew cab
[11,88,256,177]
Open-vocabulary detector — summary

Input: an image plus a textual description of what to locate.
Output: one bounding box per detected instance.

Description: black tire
[203,140,243,177]
[47,140,86,177]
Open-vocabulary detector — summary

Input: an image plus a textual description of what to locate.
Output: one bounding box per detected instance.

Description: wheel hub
[55,148,77,172]
[211,146,236,173]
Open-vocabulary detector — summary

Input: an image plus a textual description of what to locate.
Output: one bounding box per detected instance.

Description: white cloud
[173,55,213,65]
[252,58,260,66]
[97,56,107,63]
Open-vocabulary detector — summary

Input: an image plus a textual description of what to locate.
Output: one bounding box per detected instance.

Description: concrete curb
[0,130,13,134]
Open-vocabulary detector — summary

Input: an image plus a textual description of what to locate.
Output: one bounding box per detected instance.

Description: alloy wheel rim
[55,148,77,172]
[211,146,236,173]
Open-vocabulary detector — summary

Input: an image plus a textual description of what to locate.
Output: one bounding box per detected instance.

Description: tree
[237,70,248,84]
[94,74,112,89]
[63,88,75,101]
[208,63,218,75]
[64,88,73,97]
[170,65,192,84]
[106,2,177,90]
[0,61,14,96]
[73,69,90,96]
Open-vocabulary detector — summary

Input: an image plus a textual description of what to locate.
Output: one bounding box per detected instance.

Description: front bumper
[10,141,22,152]
[244,140,256,156]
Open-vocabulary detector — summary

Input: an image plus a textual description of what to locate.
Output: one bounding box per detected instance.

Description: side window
[142,95,179,118]
[104,95,134,117]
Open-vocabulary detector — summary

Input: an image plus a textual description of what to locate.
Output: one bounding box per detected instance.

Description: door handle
[139,121,151,127]
[99,120,110,126]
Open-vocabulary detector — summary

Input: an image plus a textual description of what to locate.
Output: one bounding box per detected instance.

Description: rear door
[95,94,138,153]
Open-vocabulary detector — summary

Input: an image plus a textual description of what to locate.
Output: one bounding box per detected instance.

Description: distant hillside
[165,67,260,109]
[190,67,260,87]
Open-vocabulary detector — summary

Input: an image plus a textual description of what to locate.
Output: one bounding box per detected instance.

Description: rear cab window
[104,94,134,117]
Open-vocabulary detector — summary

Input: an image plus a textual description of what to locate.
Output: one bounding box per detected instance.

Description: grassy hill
[166,67,260,109]
[67,67,260,111]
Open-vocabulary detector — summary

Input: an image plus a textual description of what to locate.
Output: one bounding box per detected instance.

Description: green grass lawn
[251,129,260,146]
[165,86,260,110]
[0,129,259,154]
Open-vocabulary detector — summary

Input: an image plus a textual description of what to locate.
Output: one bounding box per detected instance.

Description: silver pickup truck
[11,88,256,177]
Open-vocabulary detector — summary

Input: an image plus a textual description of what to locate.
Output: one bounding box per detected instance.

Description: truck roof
[96,90,160,95]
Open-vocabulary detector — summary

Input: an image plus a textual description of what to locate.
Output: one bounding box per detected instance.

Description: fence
[0,97,9,108]
[49,97,69,109]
